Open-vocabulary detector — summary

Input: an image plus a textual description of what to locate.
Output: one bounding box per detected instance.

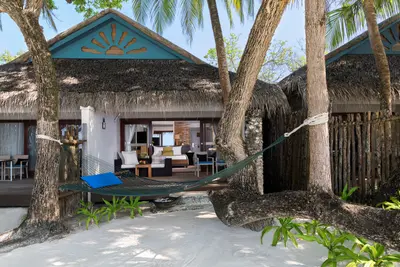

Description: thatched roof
[280,14,400,112]
[280,55,400,110]
[0,59,289,117]
[11,9,204,65]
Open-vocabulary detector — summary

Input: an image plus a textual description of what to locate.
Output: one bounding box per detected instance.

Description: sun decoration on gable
[380,23,400,51]
[81,24,147,55]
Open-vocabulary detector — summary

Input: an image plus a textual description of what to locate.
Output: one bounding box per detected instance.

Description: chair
[0,155,11,181]
[194,152,214,177]
[5,155,29,180]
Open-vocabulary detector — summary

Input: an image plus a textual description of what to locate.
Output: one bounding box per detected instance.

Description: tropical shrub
[76,200,103,230]
[122,196,148,219]
[261,217,303,247]
[102,196,126,221]
[341,184,359,201]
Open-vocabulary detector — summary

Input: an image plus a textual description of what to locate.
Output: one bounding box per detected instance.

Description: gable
[49,13,194,62]
[349,21,400,55]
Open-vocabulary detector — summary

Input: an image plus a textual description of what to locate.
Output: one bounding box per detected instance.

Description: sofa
[150,145,190,167]
[114,151,173,177]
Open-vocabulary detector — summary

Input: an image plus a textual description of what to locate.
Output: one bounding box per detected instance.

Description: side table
[135,164,152,178]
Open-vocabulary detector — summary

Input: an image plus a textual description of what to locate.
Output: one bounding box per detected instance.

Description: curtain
[0,123,24,156]
[124,125,136,151]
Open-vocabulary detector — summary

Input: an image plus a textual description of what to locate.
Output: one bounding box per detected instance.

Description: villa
[0,9,288,205]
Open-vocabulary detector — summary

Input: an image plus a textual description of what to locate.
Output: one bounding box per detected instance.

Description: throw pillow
[121,151,139,165]
[163,147,173,152]
[172,146,182,155]
[153,146,163,156]
[162,151,173,156]
[152,155,162,164]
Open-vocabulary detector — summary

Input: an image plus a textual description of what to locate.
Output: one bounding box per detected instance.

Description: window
[0,123,24,156]
[124,124,148,151]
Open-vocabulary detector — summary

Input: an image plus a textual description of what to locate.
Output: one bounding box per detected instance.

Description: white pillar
[80,106,95,176]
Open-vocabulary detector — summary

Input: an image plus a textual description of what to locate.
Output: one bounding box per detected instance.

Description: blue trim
[327,18,400,65]
[48,13,194,62]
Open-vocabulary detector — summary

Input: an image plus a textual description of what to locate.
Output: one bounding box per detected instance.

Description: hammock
[58,136,286,197]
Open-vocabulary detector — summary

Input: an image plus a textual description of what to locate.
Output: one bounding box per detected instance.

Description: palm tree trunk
[305,0,332,194]
[362,0,392,116]
[206,0,231,104]
[214,0,290,193]
[8,10,61,225]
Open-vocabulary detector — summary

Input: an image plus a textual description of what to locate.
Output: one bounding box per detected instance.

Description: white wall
[81,107,120,173]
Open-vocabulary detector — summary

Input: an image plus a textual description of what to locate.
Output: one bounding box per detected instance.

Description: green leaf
[296,234,317,242]
[288,232,299,248]
[261,226,275,244]
[321,258,335,267]
[346,262,358,267]
[271,228,282,246]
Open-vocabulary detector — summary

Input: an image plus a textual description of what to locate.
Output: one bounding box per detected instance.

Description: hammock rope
[58,113,329,196]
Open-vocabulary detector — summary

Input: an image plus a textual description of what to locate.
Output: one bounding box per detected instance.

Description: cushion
[172,146,182,156]
[81,172,122,189]
[163,147,173,152]
[122,151,139,165]
[162,151,173,156]
[121,164,136,169]
[153,146,164,156]
[152,155,162,164]
[151,163,165,168]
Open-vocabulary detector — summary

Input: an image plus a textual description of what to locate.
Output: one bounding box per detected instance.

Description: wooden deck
[0,171,227,207]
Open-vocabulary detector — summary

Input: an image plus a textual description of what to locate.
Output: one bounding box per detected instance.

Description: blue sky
[0,2,306,60]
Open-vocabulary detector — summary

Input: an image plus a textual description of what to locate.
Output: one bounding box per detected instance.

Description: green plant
[122,196,148,219]
[341,184,359,201]
[378,191,400,210]
[297,227,350,267]
[102,196,126,221]
[261,217,303,247]
[76,200,103,230]
[303,220,328,236]
[341,236,400,267]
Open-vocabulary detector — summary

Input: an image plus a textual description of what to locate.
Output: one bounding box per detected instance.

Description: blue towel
[81,172,122,189]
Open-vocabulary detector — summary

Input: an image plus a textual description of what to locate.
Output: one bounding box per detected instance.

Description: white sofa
[152,146,189,166]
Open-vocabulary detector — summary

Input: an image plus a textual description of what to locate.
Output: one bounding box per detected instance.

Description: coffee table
[135,164,152,178]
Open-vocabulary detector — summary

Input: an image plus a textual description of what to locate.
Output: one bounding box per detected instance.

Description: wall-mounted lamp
[102,118,106,130]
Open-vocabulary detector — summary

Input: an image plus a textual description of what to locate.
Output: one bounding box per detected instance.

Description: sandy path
[0,208,327,267]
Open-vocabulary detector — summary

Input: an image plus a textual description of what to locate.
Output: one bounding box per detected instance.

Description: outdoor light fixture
[102,118,106,130]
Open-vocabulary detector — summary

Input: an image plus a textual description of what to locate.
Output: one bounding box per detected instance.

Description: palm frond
[326,0,365,50]
[374,0,400,20]
[180,0,204,42]
[151,0,177,35]
[222,0,234,28]
[41,0,57,31]
[232,0,244,23]
[132,0,151,24]
[0,13,2,31]
[327,0,400,50]
[245,0,255,18]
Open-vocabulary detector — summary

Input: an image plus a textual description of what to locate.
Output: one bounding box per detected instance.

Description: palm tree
[130,0,255,103]
[327,0,400,116]
[0,0,65,240]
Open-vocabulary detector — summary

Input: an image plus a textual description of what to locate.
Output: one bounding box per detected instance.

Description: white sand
[0,208,327,267]
[0,208,27,233]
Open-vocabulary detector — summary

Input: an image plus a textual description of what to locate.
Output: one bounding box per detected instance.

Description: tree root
[0,220,69,253]
[209,188,400,251]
